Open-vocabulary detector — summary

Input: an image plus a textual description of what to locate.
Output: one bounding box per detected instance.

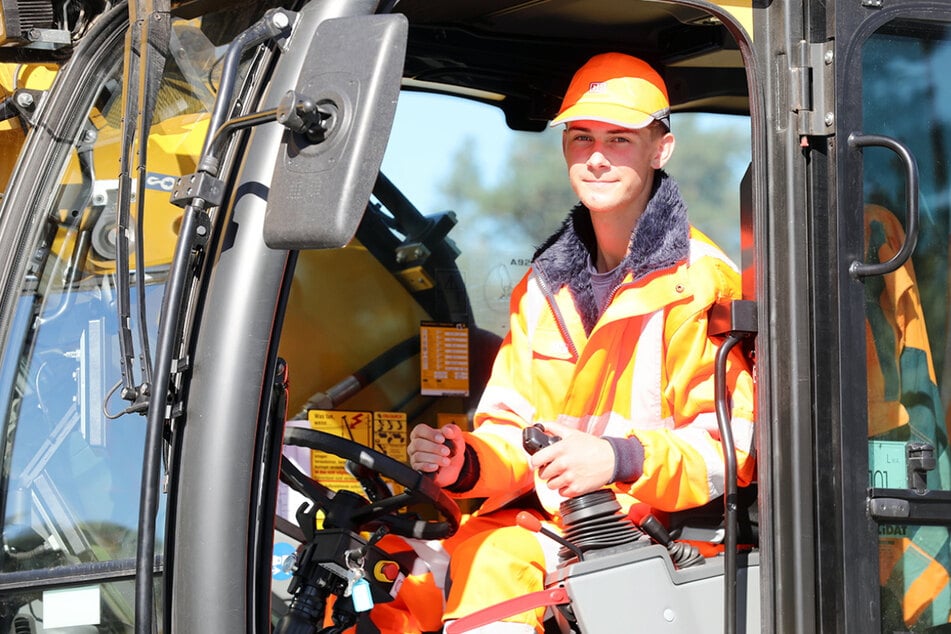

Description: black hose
[133,11,292,633]
[134,204,204,634]
[294,336,420,418]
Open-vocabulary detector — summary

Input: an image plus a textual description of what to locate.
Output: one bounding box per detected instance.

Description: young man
[407,52,756,633]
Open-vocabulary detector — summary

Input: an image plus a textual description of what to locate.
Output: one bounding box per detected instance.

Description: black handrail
[847,133,920,278]
[711,299,757,634]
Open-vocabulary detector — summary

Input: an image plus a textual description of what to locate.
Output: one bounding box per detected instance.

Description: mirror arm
[201,8,295,158]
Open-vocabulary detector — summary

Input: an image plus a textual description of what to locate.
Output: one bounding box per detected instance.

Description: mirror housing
[264,13,407,250]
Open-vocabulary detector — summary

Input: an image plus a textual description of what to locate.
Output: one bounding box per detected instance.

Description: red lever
[515,511,584,562]
[516,511,542,532]
[444,587,570,634]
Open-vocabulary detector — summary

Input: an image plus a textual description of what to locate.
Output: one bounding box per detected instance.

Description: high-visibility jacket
[450,172,756,521]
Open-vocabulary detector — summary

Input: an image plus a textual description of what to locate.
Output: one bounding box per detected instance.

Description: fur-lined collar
[532,171,690,333]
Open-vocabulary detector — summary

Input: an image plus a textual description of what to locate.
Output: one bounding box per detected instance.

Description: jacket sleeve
[621,260,756,512]
[449,273,539,503]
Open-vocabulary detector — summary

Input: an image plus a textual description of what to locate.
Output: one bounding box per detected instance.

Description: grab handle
[847,133,919,277]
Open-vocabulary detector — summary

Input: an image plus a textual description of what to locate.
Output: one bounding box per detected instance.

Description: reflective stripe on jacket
[458,172,756,519]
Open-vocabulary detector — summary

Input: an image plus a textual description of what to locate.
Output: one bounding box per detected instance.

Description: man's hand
[530,420,615,498]
[408,423,466,488]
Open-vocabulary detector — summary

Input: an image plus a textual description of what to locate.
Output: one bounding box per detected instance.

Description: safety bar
[711,299,757,634]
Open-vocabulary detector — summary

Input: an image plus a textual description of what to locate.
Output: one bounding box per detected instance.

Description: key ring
[344,549,365,572]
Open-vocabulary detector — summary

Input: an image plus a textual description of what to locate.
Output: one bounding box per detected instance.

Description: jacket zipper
[603,277,627,316]
[534,269,580,359]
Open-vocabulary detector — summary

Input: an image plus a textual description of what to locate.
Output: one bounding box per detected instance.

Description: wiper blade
[115,0,172,414]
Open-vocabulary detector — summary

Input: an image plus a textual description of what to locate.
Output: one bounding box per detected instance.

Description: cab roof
[393,0,749,131]
[34,0,748,131]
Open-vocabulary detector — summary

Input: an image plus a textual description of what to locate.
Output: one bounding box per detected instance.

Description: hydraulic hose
[134,10,293,634]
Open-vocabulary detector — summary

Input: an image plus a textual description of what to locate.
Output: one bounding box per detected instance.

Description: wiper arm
[133,9,294,634]
[115,0,172,415]
[63,126,99,289]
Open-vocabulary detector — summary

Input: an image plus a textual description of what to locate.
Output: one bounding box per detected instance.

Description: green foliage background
[436,113,750,264]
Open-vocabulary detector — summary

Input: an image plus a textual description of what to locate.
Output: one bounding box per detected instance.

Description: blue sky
[382,91,514,214]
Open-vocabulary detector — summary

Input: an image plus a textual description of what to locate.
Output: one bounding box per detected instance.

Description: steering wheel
[281,426,461,540]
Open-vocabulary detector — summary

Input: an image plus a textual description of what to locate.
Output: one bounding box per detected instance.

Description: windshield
[0,10,239,632]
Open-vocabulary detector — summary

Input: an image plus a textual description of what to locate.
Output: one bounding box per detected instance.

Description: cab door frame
[830,2,951,632]
[762,0,951,632]
[756,0,822,629]
[165,1,393,632]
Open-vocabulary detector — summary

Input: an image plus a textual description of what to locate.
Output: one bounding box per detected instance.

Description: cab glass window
[862,18,951,631]
[0,11,240,632]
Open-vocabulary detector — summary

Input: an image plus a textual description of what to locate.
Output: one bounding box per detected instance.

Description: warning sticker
[306,409,410,495]
[308,410,372,494]
[420,322,470,396]
[374,411,408,462]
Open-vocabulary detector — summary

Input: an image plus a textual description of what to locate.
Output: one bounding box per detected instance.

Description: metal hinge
[791,40,835,137]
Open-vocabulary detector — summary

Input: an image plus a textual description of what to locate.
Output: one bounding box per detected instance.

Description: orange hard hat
[551,52,670,130]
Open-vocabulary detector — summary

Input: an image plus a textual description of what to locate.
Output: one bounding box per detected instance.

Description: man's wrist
[445,444,480,492]
[605,435,644,483]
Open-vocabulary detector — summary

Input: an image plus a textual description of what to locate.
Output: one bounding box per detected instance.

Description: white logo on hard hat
[588,81,607,93]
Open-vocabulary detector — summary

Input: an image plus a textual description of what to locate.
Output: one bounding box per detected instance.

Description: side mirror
[264,13,407,249]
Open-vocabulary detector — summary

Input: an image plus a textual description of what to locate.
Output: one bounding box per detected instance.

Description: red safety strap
[444,587,570,634]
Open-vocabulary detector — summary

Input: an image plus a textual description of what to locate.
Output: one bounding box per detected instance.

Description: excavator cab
[0,0,948,633]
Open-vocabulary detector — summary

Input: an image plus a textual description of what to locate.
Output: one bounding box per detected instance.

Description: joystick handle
[522,424,561,455]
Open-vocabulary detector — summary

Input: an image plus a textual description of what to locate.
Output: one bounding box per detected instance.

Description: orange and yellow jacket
[449,172,756,522]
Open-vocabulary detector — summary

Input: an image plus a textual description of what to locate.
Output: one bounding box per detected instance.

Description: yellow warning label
[420,322,470,396]
[373,411,408,462]
[308,409,372,443]
[308,410,372,495]
[306,409,410,496]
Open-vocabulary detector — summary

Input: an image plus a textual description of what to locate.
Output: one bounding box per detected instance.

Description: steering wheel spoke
[280,454,336,505]
[350,490,417,523]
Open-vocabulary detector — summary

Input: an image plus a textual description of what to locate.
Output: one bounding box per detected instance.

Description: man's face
[562,120,674,217]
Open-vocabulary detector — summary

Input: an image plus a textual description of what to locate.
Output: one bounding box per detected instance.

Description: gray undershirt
[589,258,624,316]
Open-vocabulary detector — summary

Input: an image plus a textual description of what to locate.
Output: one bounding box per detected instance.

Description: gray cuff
[605,435,645,483]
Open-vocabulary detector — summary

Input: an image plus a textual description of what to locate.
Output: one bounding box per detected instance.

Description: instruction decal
[374,411,408,462]
[306,409,409,494]
[420,322,469,396]
[308,409,372,494]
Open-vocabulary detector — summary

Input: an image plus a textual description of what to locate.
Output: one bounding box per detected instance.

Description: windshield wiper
[114,0,172,417]
[132,8,293,634]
